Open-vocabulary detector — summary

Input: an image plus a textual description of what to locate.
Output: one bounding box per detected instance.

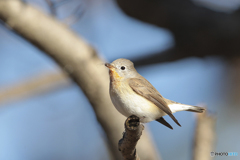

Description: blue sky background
[0,0,239,160]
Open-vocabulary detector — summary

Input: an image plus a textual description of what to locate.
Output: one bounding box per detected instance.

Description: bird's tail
[168,102,205,113]
[185,105,205,113]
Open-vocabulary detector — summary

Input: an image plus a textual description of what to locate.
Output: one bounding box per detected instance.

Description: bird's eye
[121,66,125,70]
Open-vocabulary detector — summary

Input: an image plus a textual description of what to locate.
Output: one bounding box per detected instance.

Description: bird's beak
[105,63,115,69]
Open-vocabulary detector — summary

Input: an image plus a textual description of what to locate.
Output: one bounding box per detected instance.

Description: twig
[0,71,71,106]
[45,0,84,25]
[54,0,72,7]
[45,0,57,16]
[63,3,84,25]
[193,109,216,160]
[119,115,144,160]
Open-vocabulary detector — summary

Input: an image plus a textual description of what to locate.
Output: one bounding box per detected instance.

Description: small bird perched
[105,58,205,129]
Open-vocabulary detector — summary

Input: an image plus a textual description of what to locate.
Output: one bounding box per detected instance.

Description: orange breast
[109,69,123,88]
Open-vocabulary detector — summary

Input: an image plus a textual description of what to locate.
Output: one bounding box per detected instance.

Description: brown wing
[129,78,181,127]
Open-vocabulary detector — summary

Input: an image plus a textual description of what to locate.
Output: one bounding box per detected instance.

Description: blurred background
[0,0,240,160]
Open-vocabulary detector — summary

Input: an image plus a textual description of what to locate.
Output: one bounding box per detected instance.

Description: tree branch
[119,115,144,160]
[45,0,57,16]
[63,3,84,25]
[0,71,71,106]
[116,0,240,65]
[133,48,178,67]
[0,1,159,160]
[193,109,216,160]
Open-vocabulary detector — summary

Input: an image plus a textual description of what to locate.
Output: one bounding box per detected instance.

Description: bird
[105,58,205,129]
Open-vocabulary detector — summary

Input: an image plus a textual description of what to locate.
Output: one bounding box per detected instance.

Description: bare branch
[45,0,84,25]
[54,0,72,7]
[116,0,240,65]
[63,3,84,25]
[0,1,159,160]
[193,109,216,160]
[45,0,57,16]
[119,115,143,160]
[0,71,71,106]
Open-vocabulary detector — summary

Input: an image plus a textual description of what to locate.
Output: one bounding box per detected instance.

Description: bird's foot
[125,115,140,131]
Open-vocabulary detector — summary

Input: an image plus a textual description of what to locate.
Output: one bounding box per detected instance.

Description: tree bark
[0,1,159,160]
[119,115,143,160]
[193,109,216,160]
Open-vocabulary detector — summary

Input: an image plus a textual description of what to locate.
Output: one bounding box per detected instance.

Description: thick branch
[193,109,216,160]
[0,1,159,160]
[119,115,144,160]
[116,0,240,65]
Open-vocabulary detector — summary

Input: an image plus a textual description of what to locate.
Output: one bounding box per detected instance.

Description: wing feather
[129,78,181,127]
